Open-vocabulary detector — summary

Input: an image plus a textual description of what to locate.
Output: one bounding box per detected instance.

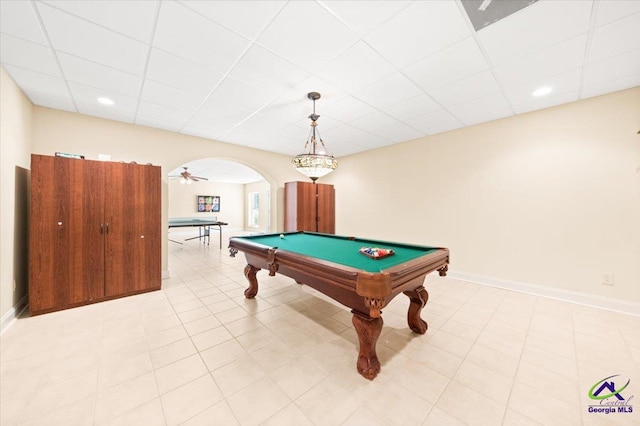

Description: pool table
[228,231,449,380]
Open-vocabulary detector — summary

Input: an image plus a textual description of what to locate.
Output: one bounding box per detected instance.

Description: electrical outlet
[602,273,614,286]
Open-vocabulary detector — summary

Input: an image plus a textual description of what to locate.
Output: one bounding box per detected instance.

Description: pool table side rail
[228,236,449,313]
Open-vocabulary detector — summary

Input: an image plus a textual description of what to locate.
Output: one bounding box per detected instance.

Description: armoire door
[315,183,335,234]
[284,181,335,233]
[285,181,317,232]
[29,155,105,313]
[135,163,161,291]
[104,162,160,296]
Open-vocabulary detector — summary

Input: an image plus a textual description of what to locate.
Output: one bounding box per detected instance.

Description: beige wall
[0,68,32,323]
[324,87,640,305]
[168,180,245,229]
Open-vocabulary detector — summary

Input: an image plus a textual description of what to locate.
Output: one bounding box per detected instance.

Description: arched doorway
[167,158,272,247]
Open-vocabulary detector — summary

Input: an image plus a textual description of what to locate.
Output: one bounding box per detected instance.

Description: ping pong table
[168,218,228,248]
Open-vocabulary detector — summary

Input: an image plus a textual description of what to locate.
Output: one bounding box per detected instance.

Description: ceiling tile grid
[0,0,638,176]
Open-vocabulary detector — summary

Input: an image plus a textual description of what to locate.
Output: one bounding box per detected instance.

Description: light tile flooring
[2,232,639,426]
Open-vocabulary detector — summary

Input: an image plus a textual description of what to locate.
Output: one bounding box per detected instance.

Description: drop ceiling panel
[505,68,582,107]
[595,0,640,27]
[404,37,489,92]
[57,53,142,98]
[76,102,135,123]
[581,74,640,100]
[221,126,270,149]
[512,90,579,114]
[183,114,240,136]
[583,49,640,87]
[322,1,410,37]
[365,1,471,68]
[384,94,442,122]
[316,41,396,92]
[25,91,76,112]
[322,96,377,122]
[140,79,206,112]
[153,0,250,74]
[229,44,309,95]
[587,13,640,64]
[350,111,423,143]
[145,49,224,95]
[257,1,359,71]
[355,72,423,110]
[136,115,184,133]
[0,1,47,45]
[0,34,61,78]
[428,70,502,108]
[40,0,158,43]
[206,76,275,113]
[278,76,346,106]
[4,65,70,99]
[478,0,593,66]
[494,35,587,88]
[137,100,192,125]
[197,98,253,122]
[36,2,148,75]
[447,92,513,126]
[258,98,310,127]
[179,0,286,41]
[322,123,390,151]
[68,81,138,112]
[404,109,463,135]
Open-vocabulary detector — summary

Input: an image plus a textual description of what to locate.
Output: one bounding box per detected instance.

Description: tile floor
[1,231,639,426]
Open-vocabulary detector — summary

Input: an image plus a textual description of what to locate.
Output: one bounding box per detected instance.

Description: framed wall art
[197,195,220,212]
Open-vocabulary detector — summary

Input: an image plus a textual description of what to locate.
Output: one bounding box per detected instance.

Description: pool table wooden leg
[403,286,429,334]
[243,265,260,298]
[352,311,383,380]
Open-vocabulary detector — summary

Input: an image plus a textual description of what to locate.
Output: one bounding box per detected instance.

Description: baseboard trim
[1,295,28,335]
[162,269,170,279]
[447,270,640,317]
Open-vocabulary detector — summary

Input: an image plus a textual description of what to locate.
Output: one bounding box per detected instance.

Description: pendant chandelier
[292,92,338,182]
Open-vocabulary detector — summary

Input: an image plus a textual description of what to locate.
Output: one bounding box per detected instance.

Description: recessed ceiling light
[532,87,552,97]
[97,97,115,106]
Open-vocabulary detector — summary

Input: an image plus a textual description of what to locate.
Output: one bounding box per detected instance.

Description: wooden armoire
[29,154,161,315]
[284,181,335,233]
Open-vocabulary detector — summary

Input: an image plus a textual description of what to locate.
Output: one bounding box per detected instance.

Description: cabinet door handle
[106,223,110,234]
[100,223,104,234]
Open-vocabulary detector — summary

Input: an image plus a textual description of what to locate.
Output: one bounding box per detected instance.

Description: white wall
[0,67,32,324]
[168,179,244,229]
[323,87,640,307]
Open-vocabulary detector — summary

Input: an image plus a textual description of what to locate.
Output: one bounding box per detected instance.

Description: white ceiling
[1,0,639,167]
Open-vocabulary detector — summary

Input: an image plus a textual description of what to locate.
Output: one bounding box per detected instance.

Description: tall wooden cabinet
[29,154,161,315]
[284,181,335,233]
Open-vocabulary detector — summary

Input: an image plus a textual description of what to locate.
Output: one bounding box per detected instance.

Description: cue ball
[279,234,284,238]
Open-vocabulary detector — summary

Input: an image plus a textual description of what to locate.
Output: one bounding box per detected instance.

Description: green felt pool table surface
[235,232,439,273]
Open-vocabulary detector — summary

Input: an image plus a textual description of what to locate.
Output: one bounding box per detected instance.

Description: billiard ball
[279,234,284,238]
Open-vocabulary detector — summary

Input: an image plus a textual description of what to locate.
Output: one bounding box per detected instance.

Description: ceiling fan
[169,167,208,184]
